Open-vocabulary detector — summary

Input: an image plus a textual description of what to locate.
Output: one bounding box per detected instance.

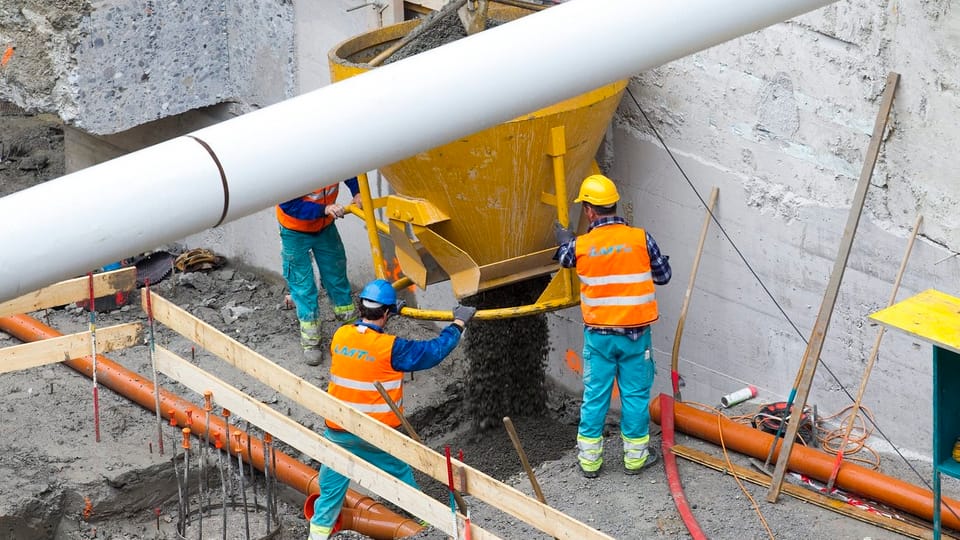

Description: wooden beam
[145,289,612,540]
[0,267,137,318]
[767,71,900,502]
[154,345,498,540]
[0,323,142,374]
[672,444,947,540]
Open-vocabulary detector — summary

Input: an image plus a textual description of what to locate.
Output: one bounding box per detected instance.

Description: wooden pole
[670,186,719,400]
[766,71,900,502]
[503,417,558,540]
[825,214,923,491]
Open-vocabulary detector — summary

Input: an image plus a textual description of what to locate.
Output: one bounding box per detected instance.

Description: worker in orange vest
[555,174,671,478]
[277,178,361,366]
[308,279,477,540]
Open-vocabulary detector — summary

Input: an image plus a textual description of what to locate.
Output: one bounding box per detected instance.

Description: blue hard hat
[359,279,398,313]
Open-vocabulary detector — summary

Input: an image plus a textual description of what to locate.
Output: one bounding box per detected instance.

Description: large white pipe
[0,0,835,302]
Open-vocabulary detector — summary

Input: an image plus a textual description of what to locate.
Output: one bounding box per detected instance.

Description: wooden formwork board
[145,288,613,540]
[0,267,136,318]
[0,322,142,374]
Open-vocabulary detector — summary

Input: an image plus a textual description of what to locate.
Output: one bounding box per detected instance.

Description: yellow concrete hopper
[330,5,627,316]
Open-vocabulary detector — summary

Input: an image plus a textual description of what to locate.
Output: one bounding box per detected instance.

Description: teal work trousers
[577,329,655,440]
[310,428,419,530]
[280,224,352,321]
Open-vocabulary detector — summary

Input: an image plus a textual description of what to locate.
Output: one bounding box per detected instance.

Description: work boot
[580,466,600,479]
[300,320,323,366]
[303,347,324,366]
[624,448,659,475]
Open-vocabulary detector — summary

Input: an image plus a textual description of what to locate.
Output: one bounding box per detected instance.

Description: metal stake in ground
[214,434,228,540]
[202,391,213,518]
[86,273,101,442]
[144,283,164,454]
[234,433,251,540]
[222,408,234,504]
[245,420,258,509]
[181,428,192,528]
[262,433,272,534]
[444,445,461,540]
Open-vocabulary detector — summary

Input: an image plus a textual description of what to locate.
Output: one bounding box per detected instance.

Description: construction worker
[555,174,671,478]
[308,279,477,540]
[277,178,362,366]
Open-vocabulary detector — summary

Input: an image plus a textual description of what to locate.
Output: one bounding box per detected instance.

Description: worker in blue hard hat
[308,279,477,540]
[554,174,671,478]
[276,177,363,366]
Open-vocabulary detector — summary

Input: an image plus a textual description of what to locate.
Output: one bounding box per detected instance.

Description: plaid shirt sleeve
[646,232,671,285]
[556,239,577,268]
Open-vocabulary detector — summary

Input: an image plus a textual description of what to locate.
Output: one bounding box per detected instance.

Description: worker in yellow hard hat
[554,173,671,478]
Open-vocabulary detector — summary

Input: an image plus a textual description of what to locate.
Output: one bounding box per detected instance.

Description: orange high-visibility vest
[276,184,339,233]
[574,223,658,327]
[325,324,401,430]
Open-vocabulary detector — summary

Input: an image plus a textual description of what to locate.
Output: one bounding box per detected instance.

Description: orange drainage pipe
[0,313,423,539]
[650,393,960,531]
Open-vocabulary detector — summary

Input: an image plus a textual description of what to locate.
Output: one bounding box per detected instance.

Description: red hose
[660,394,708,540]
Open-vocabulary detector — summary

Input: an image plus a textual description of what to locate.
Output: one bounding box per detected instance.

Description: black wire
[623,85,935,492]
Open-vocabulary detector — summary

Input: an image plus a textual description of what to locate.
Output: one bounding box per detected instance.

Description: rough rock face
[0,0,295,135]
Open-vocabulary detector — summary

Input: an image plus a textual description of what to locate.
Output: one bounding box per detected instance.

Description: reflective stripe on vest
[575,224,658,327]
[276,185,339,233]
[326,324,401,430]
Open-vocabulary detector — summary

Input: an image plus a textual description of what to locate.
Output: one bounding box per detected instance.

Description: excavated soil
[0,110,942,540]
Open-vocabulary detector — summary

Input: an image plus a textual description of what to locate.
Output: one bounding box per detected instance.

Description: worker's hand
[554,221,575,245]
[351,193,363,210]
[325,204,345,219]
[452,305,477,326]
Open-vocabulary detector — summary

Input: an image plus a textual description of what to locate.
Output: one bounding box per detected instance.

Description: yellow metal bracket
[385,195,449,226]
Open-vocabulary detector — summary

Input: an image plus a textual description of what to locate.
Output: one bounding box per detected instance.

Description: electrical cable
[623,85,934,492]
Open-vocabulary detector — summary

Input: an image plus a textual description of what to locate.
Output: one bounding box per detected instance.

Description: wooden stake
[826,214,922,491]
[374,380,423,443]
[670,186,719,400]
[767,71,901,502]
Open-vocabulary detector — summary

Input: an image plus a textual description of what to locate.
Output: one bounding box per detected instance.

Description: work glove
[554,221,575,245]
[452,304,477,325]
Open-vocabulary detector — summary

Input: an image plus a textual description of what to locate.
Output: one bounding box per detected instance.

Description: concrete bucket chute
[329,4,628,318]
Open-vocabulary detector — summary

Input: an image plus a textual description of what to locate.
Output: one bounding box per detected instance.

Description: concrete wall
[589,1,960,456]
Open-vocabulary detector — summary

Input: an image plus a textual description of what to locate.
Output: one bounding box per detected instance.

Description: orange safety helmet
[574,174,620,206]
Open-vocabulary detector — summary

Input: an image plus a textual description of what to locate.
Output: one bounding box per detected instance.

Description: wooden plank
[0,267,137,318]
[146,289,612,540]
[869,289,960,355]
[154,346,499,540]
[0,322,142,374]
[767,71,901,502]
[672,445,947,540]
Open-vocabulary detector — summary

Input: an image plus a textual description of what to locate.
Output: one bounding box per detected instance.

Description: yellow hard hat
[574,174,620,206]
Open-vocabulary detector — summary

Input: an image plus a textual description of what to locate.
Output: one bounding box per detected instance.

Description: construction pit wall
[9,0,960,463]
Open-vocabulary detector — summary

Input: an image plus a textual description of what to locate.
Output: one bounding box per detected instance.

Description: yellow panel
[868,289,960,354]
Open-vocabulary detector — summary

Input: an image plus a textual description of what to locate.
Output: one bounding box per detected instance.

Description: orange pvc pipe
[0,313,423,539]
[650,394,960,531]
